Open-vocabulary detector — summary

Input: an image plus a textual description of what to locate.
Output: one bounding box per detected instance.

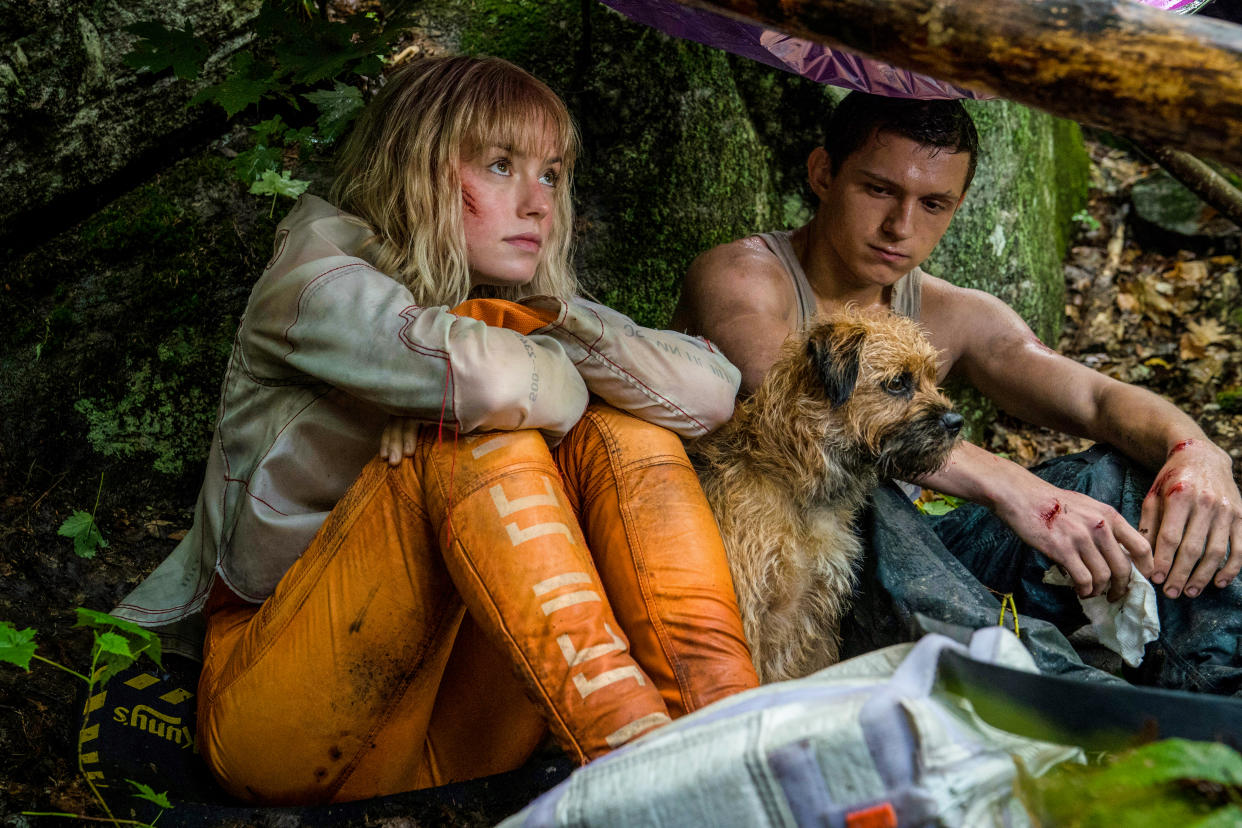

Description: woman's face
[459,130,562,289]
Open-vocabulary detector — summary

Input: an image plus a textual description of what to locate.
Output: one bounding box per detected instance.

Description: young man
[672,92,1242,691]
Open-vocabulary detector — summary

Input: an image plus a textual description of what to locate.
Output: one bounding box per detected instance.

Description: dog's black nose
[940,412,963,436]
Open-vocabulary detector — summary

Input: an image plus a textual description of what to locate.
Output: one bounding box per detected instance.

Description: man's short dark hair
[824,92,979,191]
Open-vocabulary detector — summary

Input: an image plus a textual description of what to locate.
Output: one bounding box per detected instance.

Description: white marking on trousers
[490,478,575,548]
[557,623,626,666]
[574,666,647,698]
[470,434,517,459]
[605,713,671,748]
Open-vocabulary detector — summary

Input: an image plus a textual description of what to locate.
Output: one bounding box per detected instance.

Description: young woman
[112,56,758,805]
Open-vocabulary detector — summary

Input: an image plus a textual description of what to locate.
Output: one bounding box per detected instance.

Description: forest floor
[1,138,1240,826]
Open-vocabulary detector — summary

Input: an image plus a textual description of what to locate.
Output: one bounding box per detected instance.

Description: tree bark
[677,0,1242,168]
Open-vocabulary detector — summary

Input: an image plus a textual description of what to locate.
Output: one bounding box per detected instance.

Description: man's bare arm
[924,280,1241,599]
[671,240,801,394]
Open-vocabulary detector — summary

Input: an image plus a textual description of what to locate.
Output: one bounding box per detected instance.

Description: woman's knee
[569,404,691,463]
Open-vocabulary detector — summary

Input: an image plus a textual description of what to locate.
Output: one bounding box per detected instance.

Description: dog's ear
[807,323,865,408]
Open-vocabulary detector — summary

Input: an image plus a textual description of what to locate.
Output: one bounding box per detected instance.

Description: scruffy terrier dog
[690,309,962,683]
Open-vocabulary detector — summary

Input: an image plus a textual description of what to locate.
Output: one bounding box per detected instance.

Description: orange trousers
[197,303,757,805]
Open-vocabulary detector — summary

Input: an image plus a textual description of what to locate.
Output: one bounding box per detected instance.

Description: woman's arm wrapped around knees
[518,295,742,437]
[241,261,588,440]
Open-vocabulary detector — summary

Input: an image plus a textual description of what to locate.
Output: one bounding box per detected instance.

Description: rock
[0,0,262,253]
[1131,168,1242,241]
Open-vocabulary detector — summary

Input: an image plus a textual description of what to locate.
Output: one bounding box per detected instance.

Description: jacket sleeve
[519,295,741,437]
[240,257,589,439]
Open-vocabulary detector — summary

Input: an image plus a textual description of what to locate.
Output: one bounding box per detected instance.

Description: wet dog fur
[690,309,962,683]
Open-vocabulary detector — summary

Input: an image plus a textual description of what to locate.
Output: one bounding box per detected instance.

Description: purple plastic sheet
[597,0,1218,100]
[596,0,989,100]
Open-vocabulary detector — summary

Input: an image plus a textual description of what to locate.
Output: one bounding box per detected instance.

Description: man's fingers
[1070,538,1114,598]
[1185,515,1231,597]
[1162,502,1212,598]
[1059,553,1099,598]
[1219,522,1242,588]
[1151,488,1192,587]
[380,422,403,466]
[1139,489,1165,582]
[1114,516,1153,579]
[1093,523,1134,602]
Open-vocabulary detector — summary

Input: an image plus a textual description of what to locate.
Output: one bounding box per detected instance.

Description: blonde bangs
[331,56,580,309]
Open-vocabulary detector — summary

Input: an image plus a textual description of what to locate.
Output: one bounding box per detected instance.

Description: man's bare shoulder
[921,272,1054,375]
[921,273,1021,328]
[691,237,788,286]
[675,237,795,331]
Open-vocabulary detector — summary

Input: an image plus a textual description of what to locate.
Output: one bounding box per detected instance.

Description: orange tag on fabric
[451,298,557,335]
[845,802,898,828]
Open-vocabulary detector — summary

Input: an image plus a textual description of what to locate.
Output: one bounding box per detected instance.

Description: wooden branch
[676,0,1242,168]
[1135,143,1242,230]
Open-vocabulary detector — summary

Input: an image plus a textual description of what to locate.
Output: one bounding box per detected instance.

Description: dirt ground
[1,138,1240,825]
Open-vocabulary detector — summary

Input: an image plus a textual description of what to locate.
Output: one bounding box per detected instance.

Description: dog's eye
[883,374,912,396]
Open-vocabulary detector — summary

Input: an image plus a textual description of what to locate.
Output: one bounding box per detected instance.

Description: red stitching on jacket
[222,477,292,516]
[114,582,211,615]
[397,306,451,358]
[549,314,710,434]
[282,263,359,358]
[265,229,290,271]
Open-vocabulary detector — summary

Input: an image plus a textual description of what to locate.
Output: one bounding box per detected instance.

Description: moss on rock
[0,149,277,487]
[923,101,1088,346]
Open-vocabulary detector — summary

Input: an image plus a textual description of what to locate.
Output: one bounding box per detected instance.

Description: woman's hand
[380,417,421,466]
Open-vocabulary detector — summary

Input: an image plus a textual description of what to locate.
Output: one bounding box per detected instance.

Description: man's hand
[1140,439,1242,599]
[993,479,1154,601]
[380,416,420,466]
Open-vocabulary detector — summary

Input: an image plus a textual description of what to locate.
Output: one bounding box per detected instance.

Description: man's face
[810,130,970,290]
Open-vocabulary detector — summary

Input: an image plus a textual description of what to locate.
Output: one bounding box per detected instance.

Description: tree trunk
[678,0,1242,168]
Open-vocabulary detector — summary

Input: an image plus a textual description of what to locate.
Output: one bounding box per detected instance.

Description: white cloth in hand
[1043,563,1160,668]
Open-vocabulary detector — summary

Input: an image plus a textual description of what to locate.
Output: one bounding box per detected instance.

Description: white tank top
[755,230,924,327]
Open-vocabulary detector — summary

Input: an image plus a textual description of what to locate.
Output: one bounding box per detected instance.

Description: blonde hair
[330,56,579,306]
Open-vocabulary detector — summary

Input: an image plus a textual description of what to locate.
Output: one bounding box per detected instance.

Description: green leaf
[0,621,38,671]
[1090,739,1242,789]
[1029,740,1242,827]
[915,493,964,516]
[282,125,317,155]
[303,81,363,141]
[251,115,288,145]
[126,778,173,810]
[250,169,311,200]
[95,632,135,660]
[75,608,163,678]
[233,144,284,183]
[272,15,392,85]
[58,510,107,559]
[189,53,278,118]
[123,21,207,81]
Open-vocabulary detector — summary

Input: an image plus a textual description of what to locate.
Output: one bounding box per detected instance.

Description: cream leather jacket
[111,195,741,655]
